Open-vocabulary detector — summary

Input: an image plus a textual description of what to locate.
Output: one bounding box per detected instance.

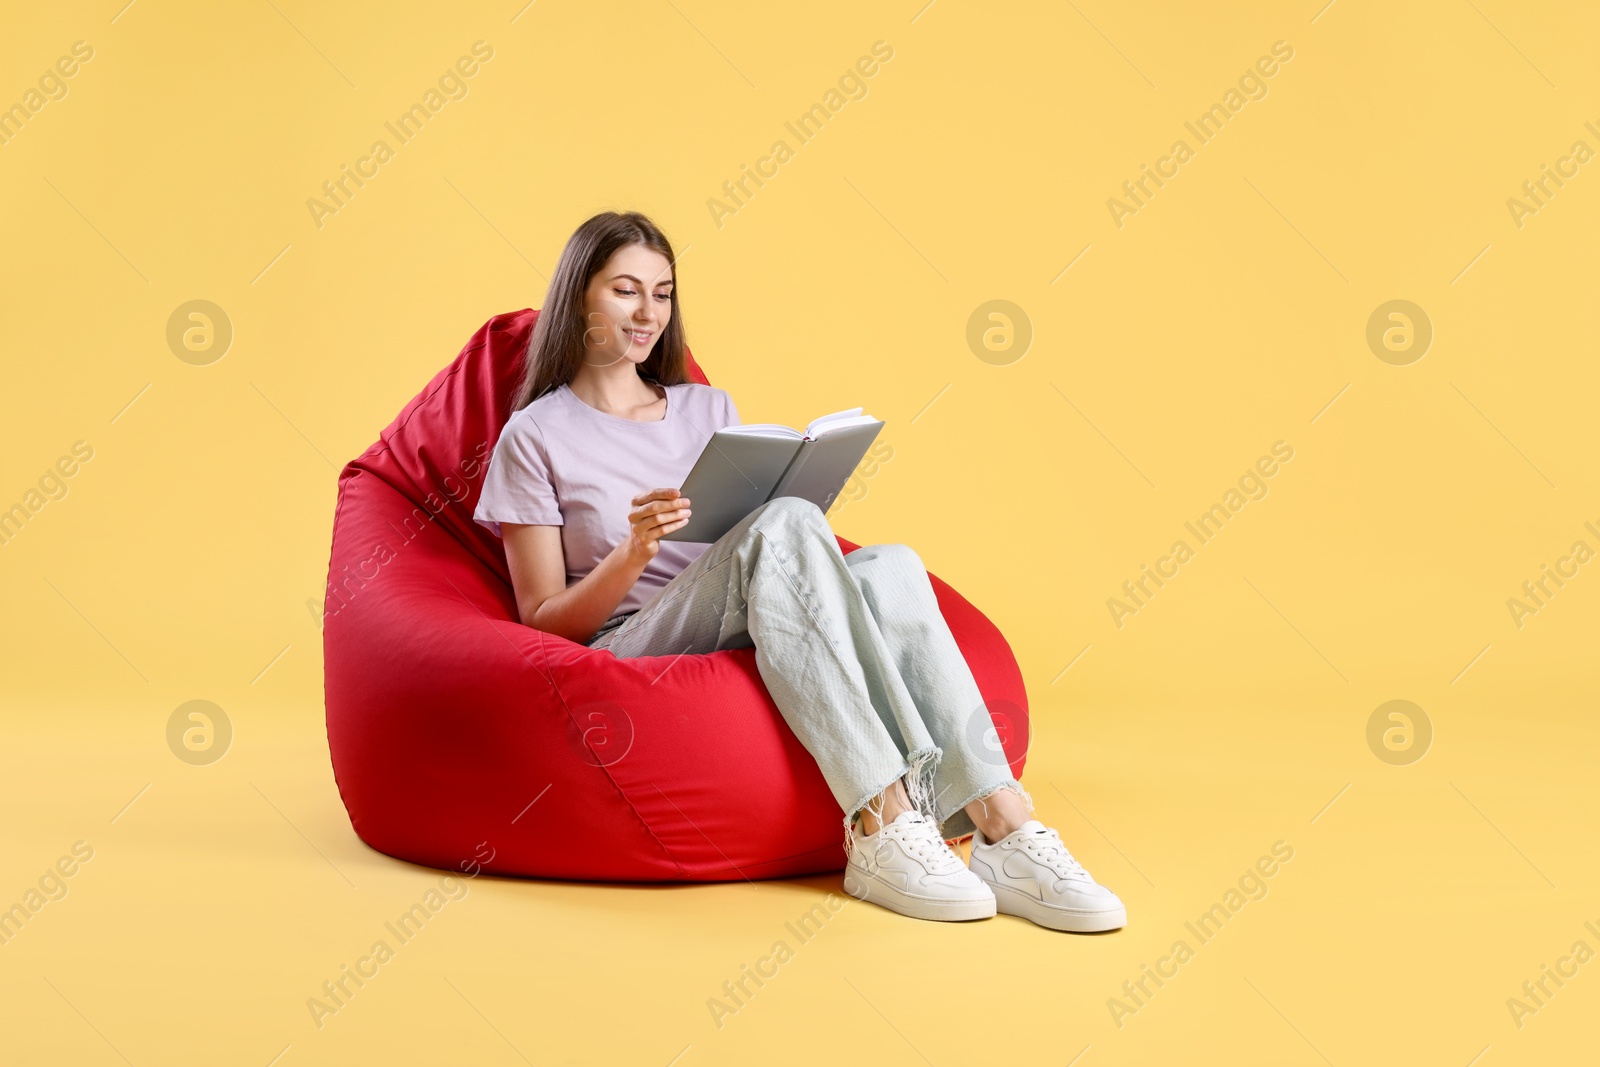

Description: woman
[473,210,1126,932]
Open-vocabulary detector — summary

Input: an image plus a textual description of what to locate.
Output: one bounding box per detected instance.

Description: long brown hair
[510,211,689,413]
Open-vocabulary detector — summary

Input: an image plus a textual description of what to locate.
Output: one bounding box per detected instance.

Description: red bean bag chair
[322,308,1030,882]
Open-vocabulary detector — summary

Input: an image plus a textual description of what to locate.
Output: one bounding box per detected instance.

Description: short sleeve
[718,389,741,429]
[473,413,563,538]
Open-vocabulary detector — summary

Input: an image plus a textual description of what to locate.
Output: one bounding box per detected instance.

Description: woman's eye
[614,288,636,296]
[654,293,671,302]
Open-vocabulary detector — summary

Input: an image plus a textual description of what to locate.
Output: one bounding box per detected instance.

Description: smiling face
[581,243,674,366]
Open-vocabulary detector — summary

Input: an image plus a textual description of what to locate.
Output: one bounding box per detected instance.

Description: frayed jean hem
[840,745,941,863]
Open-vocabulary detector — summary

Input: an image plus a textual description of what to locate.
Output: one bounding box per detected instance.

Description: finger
[644,518,689,544]
[640,507,691,531]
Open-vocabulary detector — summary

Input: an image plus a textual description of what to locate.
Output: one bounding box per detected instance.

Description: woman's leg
[590,496,940,859]
[839,542,1035,843]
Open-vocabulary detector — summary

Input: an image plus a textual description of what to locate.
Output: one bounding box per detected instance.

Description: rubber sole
[843,868,997,922]
[989,881,1126,932]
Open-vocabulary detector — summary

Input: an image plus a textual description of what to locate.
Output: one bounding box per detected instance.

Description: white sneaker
[969,820,1126,932]
[843,810,997,922]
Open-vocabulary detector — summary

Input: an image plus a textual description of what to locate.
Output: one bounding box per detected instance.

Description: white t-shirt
[474,380,741,621]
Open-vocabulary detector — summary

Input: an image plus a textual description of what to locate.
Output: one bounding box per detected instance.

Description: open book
[660,407,886,543]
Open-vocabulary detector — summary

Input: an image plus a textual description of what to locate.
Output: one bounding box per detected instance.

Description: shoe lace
[1017,827,1091,881]
[889,814,963,874]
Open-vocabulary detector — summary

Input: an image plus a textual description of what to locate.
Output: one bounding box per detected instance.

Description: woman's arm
[502,488,692,643]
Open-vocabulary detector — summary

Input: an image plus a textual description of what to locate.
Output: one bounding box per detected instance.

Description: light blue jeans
[587,495,1034,858]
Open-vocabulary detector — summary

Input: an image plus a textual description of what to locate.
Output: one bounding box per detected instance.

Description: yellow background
[3,1,1596,1063]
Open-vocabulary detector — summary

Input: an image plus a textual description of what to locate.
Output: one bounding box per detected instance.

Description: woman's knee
[852,542,925,574]
[884,543,924,570]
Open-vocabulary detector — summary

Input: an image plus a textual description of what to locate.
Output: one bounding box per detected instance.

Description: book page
[719,423,803,439]
[716,408,877,440]
[807,409,877,439]
[805,407,863,437]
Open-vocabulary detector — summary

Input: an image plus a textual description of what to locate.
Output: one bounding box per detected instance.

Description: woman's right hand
[623,488,691,563]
